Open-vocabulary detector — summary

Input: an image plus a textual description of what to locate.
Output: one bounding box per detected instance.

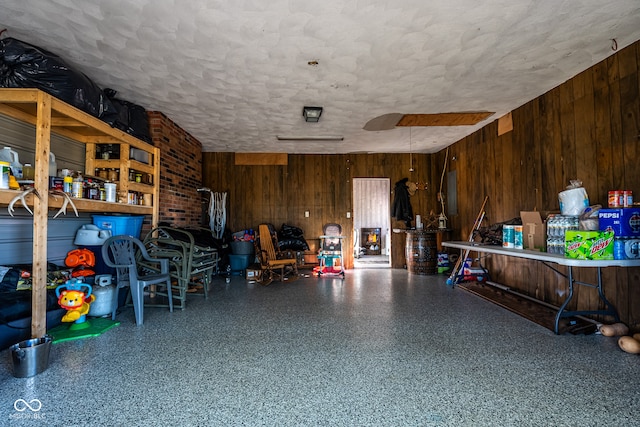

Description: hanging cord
[211,192,227,239]
[197,188,227,239]
[438,147,449,218]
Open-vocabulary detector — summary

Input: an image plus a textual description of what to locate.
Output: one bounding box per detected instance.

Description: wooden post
[32,91,51,338]
[152,146,160,228]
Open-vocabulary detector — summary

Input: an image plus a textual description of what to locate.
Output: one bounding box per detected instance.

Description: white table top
[442,241,640,268]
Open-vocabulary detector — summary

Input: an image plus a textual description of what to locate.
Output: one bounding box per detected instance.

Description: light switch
[346,212,351,218]
[305,211,309,218]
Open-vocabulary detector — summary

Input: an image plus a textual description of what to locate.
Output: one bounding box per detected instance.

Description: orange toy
[65,248,96,268]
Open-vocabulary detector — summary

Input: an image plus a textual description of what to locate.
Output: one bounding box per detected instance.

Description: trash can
[231,240,254,255]
[10,336,52,378]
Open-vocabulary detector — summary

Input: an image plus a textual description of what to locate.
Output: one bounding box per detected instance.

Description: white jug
[0,147,23,179]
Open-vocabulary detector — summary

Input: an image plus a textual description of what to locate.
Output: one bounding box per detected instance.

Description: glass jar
[96,168,108,179]
[22,163,35,180]
[107,168,119,181]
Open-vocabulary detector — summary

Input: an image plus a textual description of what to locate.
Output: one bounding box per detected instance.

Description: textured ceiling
[1,0,640,154]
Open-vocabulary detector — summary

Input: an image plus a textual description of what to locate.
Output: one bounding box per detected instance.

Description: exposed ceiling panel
[0,1,639,154]
[396,112,495,127]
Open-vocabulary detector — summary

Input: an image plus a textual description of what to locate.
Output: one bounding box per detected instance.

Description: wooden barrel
[405,231,438,275]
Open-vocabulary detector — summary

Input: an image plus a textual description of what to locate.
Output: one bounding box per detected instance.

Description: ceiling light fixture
[276,135,344,141]
[303,106,323,122]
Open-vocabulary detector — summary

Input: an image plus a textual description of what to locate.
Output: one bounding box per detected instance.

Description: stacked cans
[599,207,640,259]
[608,190,633,208]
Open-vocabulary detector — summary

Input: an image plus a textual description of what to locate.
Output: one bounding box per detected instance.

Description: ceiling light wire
[439,146,449,218]
[409,127,414,172]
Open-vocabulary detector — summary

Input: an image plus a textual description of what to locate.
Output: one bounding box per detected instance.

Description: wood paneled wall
[202,152,440,269]
[203,39,640,329]
[436,40,640,329]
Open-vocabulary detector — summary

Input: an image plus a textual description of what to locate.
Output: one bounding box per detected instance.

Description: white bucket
[104,182,117,202]
[0,160,9,189]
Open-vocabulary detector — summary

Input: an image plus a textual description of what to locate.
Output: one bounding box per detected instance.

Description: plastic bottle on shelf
[63,175,73,194]
[71,172,83,198]
[49,152,57,177]
[0,147,23,179]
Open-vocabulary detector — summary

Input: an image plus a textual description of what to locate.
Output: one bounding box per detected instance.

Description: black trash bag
[278,238,310,252]
[280,223,304,239]
[104,88,152,144]
[0,37,118,124]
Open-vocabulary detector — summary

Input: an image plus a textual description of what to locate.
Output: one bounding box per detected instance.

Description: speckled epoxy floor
[1,269,639,426]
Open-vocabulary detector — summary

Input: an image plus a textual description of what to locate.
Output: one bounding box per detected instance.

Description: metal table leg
[554,266,620,334]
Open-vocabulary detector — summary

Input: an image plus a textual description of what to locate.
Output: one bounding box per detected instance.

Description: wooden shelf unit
[0,88,160,338]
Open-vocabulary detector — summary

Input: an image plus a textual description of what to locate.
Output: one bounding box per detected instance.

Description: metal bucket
[10,336,52,378]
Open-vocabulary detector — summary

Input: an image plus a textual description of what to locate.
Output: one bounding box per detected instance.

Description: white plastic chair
[102,235,173,325]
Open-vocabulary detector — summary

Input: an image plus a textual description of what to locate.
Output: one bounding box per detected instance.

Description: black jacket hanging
[392,178,413,227]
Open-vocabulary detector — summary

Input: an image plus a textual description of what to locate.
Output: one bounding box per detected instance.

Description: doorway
[352,178,391,268]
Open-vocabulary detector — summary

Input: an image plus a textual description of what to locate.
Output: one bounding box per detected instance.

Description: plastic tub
[92,215,144,238]
[229,254,252,272]
[231,240,254,255]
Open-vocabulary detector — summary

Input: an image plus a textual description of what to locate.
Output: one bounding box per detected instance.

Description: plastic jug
[49,152,57,177]
[0,147,23,179]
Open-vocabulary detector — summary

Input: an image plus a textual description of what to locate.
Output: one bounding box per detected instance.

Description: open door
[352,178,391,268]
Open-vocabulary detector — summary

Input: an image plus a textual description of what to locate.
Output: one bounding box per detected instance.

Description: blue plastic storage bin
[228,254,252,272]
[92,215,145,239]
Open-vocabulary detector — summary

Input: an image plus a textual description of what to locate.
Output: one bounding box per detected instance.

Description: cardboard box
[598,208,640,237]
[306,238,320,253]
[304,252,319,265]
[520,211,546,251]
[245,268,262,281]
[565,230,614,260]
[49,176,64,191]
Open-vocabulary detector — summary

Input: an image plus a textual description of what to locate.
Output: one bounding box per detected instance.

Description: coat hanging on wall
[392,177,413,228]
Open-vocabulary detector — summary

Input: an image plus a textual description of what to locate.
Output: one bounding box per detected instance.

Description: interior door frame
[352,177,392,267]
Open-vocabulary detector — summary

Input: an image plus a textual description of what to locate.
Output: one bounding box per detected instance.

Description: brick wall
[148,111,203,227]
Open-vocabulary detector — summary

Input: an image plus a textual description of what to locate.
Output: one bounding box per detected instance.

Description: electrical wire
[438,146,449,217]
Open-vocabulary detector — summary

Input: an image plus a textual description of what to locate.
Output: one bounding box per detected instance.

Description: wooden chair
[254,224,298,286]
